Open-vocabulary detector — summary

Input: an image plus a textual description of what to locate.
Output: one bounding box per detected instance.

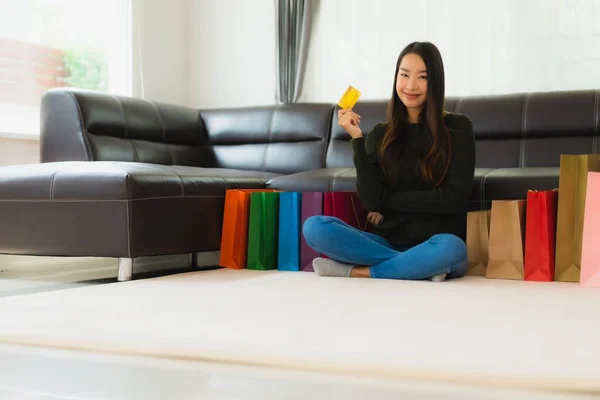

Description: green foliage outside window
[60,47,108,91]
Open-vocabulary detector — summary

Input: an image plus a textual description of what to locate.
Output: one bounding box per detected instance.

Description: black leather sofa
[0,88,597,280]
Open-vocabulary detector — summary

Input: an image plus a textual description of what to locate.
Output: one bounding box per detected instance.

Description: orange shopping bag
[219,189,276,269]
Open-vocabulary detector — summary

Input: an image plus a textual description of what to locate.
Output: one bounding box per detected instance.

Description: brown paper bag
[554,154,600,282]
[466,210,491,276]
[486,200,527,280]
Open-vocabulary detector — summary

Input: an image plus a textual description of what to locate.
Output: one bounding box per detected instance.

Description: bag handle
[350,196,368,231]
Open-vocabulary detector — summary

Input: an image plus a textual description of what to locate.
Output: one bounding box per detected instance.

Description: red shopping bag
[321,192,370,258]
[300,192,324,272]
[323,192,369,231]
[524,189,558,281]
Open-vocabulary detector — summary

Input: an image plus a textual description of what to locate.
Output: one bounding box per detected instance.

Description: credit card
[338,85,361,109]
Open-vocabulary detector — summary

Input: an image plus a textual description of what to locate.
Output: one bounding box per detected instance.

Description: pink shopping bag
[580,171,600,287]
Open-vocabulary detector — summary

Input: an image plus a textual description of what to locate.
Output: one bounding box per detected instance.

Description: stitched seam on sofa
[330,168,349,191]
[113,95,129,139]
[125,174,131,258]
[213,138,322,146]
[129,140,140,162]
[174,171,185,196]
[197,112,207,147]
[324,107,334,168]
[66,90,93,161]
[112,95,139,162]
[480,168,495,210]
[220,176,231,191]
[593,90,599,153]
[150,101,175,165]
[0,195,224,202]
[133,164,185,196]
[520,93,529,167]
[261,109,276,172]
[48,164,83,200]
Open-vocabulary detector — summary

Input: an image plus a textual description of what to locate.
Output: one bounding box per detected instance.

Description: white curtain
[275,0,314,104]
[301,0,600,102]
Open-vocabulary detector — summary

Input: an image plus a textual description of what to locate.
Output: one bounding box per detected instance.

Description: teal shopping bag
[277,192,301,271]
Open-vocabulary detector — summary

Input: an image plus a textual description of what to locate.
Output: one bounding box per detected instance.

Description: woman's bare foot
[350,266,372,278]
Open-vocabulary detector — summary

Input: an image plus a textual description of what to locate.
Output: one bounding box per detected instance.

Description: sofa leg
[190,252,198,268]
[117,258,133,281]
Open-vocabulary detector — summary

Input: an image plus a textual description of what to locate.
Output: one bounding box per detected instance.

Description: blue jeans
[302,216,468,280]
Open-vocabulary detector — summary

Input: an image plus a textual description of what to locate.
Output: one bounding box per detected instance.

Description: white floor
[1,255,599,399]
[0,344,596,400]
[0,253,216,297]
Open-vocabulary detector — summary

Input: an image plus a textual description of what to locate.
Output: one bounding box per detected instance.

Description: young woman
[303,41,475,281]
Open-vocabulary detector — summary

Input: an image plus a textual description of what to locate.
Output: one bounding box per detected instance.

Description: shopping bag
[323,192,368,230]
[555,154,600,282]
[321,192,369,259]
[580,172,600,287]
[466,210,491,276]
[486,200,527,280]
[300,192,324,272]
[247,191,280,270]
[277,192,301,271]
[219,189,276,269]
[524,190,558,282]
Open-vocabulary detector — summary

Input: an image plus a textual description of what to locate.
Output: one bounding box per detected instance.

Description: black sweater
[351,113,476,249]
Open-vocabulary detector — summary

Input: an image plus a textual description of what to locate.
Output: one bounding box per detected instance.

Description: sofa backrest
[41,88,208,166]
[42,88,600,172]
[447,90,600,168]
[326,101,387,168]
[328,90,600,169]
[199,104,332,174]
[41,88,333,175]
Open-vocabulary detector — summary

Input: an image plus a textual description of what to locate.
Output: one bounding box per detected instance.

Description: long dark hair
[379,42,452,187]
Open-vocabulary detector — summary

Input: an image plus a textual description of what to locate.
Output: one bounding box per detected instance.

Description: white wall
[137,0,599,109]
[301,0,600,103]
[131,0,277,110]
[132,0,191,107]
[188,0,277,109]
[0,137,39,166]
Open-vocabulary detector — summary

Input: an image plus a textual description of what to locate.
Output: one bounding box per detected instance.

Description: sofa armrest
[40,88,205,163]
[40,88,92,162]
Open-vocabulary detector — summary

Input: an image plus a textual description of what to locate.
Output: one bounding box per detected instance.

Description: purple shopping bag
[300,192,324,272]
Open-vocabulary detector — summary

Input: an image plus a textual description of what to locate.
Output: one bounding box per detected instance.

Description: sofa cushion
[266,168,357,192]
[469,168,495,211]
[0,162,278,200]
[269,167,492,213]
[0,162,278,257]
[482,167,559,210]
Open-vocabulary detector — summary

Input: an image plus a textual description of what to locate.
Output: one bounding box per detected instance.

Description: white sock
[312,257,353,277]
[429,273,447,282]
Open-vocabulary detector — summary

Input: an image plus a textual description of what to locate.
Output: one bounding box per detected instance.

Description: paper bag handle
[350,196,368,231]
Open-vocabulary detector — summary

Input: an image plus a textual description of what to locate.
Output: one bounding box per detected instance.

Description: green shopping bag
[247,191,280,270]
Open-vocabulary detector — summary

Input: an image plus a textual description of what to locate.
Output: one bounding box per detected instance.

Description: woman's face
[396,53,428,111]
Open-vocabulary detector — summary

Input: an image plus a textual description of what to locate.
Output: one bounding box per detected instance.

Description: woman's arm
[351,124,391,213]
[384,116,476,214]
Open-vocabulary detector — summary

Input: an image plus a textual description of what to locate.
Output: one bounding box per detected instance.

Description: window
[0,0,131,136]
